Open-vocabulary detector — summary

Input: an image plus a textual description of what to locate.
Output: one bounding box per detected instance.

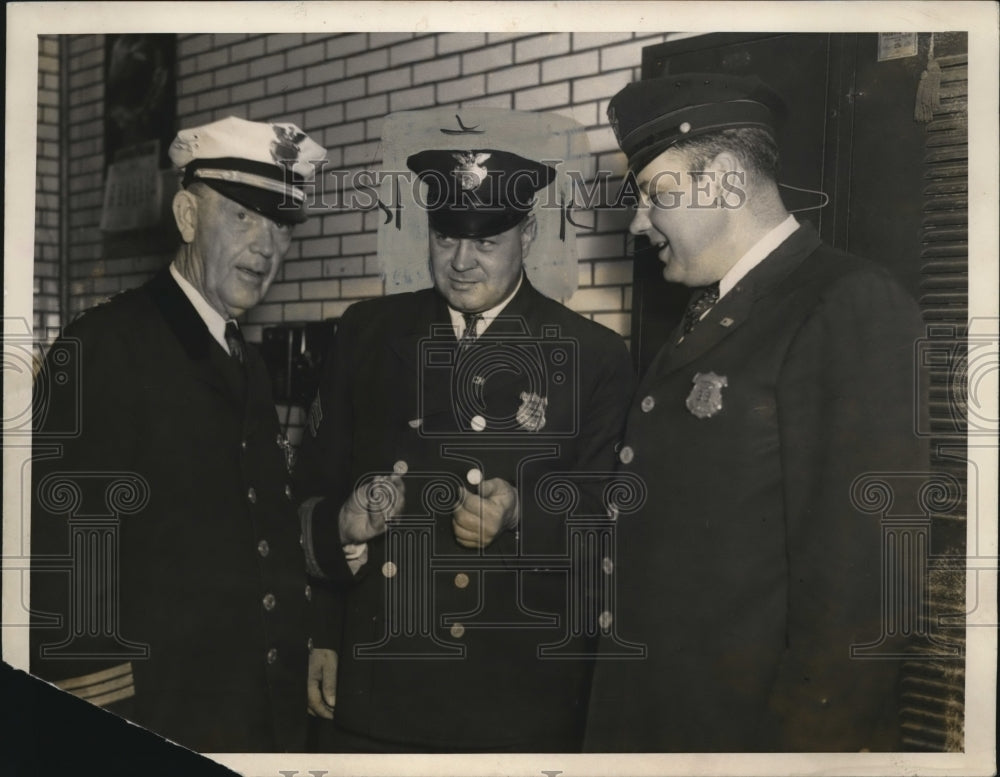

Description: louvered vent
[900,51,967,753]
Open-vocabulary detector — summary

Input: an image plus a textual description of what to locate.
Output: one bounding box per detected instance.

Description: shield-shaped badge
[686,372,727,419]
[516,391,548,431]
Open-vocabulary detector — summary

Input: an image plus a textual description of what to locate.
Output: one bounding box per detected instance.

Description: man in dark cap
[30,116,326,752]
[584,74,927,751]
[295,146,634,751]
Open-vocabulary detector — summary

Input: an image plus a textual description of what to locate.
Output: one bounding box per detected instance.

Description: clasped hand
[338,473,405,544]
[452,477,519,549]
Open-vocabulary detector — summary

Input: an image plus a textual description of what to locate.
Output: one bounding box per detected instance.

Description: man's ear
[519,214,538,256]
[172,189,199,244]
[708,151,744,205]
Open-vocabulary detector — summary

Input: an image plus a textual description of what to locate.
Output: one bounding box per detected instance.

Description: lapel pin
[720,317,734,327]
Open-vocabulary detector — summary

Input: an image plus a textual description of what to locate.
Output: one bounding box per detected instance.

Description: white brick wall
[49,30,678,354]
[35,35,62,339]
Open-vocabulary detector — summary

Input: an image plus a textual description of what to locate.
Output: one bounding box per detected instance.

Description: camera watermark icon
[915,318,999,437]
[3,324,82,439]
[417,319,579,438]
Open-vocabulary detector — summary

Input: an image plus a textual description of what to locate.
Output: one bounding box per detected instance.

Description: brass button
[266,647,278,664]
[618,445,634,464]
[454,573,470,589]
[450,623,465,639]
[304,584,312,601]
[382,561,397,578]
[601,557,614,575]
[257,539,270,558]
[470,415,486,432]
[640,395,655,413]
[307,637,313,650]
[598,610,613,630]
[262,593,276,611]
[247,487,257,504]
[240,440,247,451]
[285,484,293,500]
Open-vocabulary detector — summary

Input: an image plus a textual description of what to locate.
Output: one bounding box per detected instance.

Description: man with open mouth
[585,73,929,752]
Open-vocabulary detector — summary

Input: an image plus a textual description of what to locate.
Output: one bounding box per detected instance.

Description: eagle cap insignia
[686,372,727,419]
[452,152,491,191]
[516,391,548,431]
[271,124,308,165]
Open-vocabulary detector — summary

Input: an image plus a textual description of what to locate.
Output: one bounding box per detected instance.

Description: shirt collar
[718,214,799,300]
[169,261,233,353]
[447,272,524,339]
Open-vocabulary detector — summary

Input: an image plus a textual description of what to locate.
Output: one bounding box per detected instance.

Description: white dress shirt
[169,261,237,354]
[447,272,524,339]
[717,214,799,301]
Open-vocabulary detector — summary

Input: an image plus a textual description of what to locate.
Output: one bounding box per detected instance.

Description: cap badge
[271,124,308,166]
[686,372,727,419]
[452,152,491,191]
[516,391,548,432]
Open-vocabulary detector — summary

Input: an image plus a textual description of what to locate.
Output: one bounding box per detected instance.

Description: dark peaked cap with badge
[407,149,556,239]
[608,72,787,173]
[168,115,326,224]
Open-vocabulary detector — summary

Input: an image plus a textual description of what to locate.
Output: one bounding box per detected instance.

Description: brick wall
[38,31,680,442]
[45,32,679,335]
[34,35,61,341]
[174,32,677,345]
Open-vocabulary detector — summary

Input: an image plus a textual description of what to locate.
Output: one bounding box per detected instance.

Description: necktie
[682,282,720,335]
[458,313,483,354]
[224,320,246,365]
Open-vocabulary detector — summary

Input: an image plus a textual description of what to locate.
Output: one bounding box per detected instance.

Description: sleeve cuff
[300,496,366,582]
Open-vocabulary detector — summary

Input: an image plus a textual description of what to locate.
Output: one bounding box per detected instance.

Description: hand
[452,477,519,549]
[338,473,405,544]
[306,647,337,719]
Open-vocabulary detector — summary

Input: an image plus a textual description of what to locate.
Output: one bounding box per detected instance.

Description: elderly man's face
[629,147,731,288]
[428,217,535,313]
[177,186,293,319]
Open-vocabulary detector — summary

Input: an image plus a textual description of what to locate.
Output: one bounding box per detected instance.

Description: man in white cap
[30,116,326,752]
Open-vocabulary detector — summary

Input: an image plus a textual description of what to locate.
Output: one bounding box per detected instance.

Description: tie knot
[224,320,246,364]
[682,282,721,335]
[462,313,483,336]
[458,313,483,352]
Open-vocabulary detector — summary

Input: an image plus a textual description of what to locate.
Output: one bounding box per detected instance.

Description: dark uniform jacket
[30,269,309,753]
[296,278,635,751]
[585,224,929,752]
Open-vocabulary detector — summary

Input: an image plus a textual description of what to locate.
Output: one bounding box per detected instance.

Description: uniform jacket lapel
[388,290,453,421]
[643,224,823,382]
[146,268,244,405]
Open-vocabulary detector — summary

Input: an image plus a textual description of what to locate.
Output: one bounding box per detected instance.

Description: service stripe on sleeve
[54,661,132,691]
[54,662,135,706]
